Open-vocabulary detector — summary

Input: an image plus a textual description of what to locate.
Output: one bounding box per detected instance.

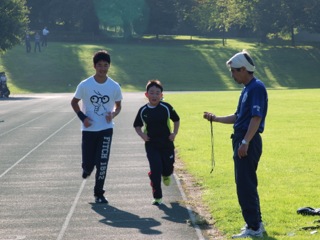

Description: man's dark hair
[93,50,111,65]
[146,79,163,92]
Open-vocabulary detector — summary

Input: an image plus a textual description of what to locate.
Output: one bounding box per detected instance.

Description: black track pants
[82,128,113,197]
[146,142,175,199]
[232,131,262,230]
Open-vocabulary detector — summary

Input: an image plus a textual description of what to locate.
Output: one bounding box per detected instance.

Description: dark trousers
[232,131,262,230]
[34,42,41,52]
[26,43,31,53]
[42,36,47,46]
[82,128,113,197]
[146,141,175,199]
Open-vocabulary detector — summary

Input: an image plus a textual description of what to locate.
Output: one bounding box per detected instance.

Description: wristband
[77,111,87,122]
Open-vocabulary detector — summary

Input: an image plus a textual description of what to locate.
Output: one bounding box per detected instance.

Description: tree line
[1,0,320,52]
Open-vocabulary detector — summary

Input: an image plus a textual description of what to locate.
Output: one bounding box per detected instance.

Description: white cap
[226,51,255,72]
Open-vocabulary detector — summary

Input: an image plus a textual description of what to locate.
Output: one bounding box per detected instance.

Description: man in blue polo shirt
[203,50,268,238]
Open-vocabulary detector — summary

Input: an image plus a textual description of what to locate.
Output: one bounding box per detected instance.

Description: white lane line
[0,117,76,179]
[0,112,50,137]
[0,101,71,137]
[56,179,86,240]
[173,173,206,240]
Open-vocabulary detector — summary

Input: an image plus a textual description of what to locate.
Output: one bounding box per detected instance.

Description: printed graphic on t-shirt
[90,90,110,116]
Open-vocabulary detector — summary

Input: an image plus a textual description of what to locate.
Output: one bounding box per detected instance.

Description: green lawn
[0,38,320,93]
[1,38,320,239]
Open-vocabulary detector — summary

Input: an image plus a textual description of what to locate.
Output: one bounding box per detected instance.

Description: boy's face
[94,60,110,77]
[145,86,163,106]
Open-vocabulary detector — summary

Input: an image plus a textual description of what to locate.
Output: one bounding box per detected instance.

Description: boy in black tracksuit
[133,80,180,205]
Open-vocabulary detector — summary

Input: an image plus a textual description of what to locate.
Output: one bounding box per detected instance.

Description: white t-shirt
[74,76,122,131]
[43,28,49,36]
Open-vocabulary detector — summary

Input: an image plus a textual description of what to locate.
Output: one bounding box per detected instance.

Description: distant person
[34,32,41,52]
[0,72,10,98]
[133,80,180,206]
[71,50,122,204]
[41,27,49,47]
[203,50,268,238]
[25,33,31,53]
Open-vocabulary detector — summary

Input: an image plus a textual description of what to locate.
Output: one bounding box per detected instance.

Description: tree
[0,0,29,53]
[191,0,250,45]
[278,0,306,46]
[249,0,283,43]
[304,0,320,33]
[190,0,215,34]
[94,0,146,39]
[173,0,199,36]
[144,0,179,38]
[27,0,99,34]
[26,0,50,31]
[48,0,99,33]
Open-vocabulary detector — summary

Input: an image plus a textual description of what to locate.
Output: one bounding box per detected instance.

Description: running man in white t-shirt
[71,50,122,204]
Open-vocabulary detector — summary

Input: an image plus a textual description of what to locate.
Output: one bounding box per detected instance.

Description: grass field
[1,38,320,239]
[0,38,320,93]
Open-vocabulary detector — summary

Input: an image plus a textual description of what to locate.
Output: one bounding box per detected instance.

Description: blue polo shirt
[234,78,268,133]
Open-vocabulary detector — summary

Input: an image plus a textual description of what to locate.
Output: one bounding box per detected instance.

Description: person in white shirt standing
[71,50,122,204]
[41,27,49,47]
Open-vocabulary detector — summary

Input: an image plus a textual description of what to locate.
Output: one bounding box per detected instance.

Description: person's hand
[169,133,177,141]
[139,133,150,142]
[238,143,249,159]
[203,112,216,122]
[106,112,113,123]
[83,117,92,128]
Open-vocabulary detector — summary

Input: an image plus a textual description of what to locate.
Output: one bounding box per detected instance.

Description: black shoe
[95,196,109,204]
[82,170,91,179]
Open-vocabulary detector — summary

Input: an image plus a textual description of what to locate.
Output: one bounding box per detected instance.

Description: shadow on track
[91,203,162,235]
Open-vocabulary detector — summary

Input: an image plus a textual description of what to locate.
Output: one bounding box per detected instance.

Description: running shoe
[241,222,265,232]
[82,170,91,179]
[95,196,109,204]
[152,198,162,206]
[162,176,171,186]
[232,226,263,238]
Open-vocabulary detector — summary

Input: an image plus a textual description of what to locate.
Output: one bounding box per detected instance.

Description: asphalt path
[0,93,206,240]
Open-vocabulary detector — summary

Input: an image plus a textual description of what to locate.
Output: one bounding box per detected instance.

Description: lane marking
[0,117,76,179]
[174,173,206,240]
[56,180,86,240]
[0,100,72,137]
[0,112,51,137]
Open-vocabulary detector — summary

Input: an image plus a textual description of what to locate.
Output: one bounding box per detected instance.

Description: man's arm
[243,116,261,143]
[238,116,262,158]
[203,112,236,124]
